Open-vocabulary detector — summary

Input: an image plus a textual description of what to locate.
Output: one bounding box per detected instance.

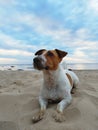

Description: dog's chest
[42,69,66,100]
[44,71,58,88]
[44,85,60,100]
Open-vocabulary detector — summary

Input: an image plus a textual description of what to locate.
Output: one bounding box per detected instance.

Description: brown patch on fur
[66,73,73,87]
[44,50,61,70]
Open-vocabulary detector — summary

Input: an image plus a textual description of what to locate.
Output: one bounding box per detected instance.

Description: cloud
[0,0,98,64]
[0,48,34,64]
[0,49,33,57]
[0,57,33,64]
[0,0,15,5]
[65,42,98,63]
[89,0,98,13]
[0,58,18,64]
[9,11,96,49]
[0,32,38,51]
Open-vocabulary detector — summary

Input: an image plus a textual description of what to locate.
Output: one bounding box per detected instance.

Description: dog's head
[33,49,67,70]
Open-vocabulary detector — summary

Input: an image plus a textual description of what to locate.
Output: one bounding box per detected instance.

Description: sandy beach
[0,70,98,130]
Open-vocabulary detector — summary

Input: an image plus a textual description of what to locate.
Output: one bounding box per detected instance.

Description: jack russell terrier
[32,49,79,123]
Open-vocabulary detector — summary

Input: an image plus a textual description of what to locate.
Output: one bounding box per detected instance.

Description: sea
[0,63,98,71]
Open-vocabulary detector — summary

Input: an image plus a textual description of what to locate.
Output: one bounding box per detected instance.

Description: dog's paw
[52,111,65,122]
[32,111,45,123]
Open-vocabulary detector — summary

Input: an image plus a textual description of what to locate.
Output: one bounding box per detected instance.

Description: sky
[0,0,98,64]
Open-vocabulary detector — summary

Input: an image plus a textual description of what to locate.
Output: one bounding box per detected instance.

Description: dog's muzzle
[33,57,47,70]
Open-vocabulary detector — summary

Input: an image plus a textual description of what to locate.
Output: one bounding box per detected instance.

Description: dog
[32,49,79,123]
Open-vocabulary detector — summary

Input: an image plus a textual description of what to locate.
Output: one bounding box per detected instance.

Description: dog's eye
[47,51,54,57]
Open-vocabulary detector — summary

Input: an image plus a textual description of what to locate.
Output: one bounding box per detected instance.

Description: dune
[0,70,98,130]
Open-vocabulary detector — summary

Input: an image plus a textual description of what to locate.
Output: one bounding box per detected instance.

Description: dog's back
[60,60,79,89]
[65,69,79,89]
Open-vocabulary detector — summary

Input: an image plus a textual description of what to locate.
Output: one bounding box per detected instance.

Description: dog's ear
[55,49,68,59]
[35,49,46,55]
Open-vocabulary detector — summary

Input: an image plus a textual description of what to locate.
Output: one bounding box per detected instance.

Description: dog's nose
[33,57,41,64]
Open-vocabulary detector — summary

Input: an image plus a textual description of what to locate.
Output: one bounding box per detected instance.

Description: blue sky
[0,0,98,64]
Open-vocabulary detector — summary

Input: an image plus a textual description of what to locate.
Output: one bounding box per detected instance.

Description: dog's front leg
[53,94,72,122]
[32,97,48,123]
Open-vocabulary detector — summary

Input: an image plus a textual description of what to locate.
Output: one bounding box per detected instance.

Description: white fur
[60,59,67,69]
[39,64,79,113]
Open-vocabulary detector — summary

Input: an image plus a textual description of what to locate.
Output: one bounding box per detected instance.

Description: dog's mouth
[33,57,49,70]
[33,63,49,70]
[33,62,44,70]
[34,64,49,71]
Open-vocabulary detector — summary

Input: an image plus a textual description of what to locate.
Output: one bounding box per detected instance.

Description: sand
[0,70,98,130]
